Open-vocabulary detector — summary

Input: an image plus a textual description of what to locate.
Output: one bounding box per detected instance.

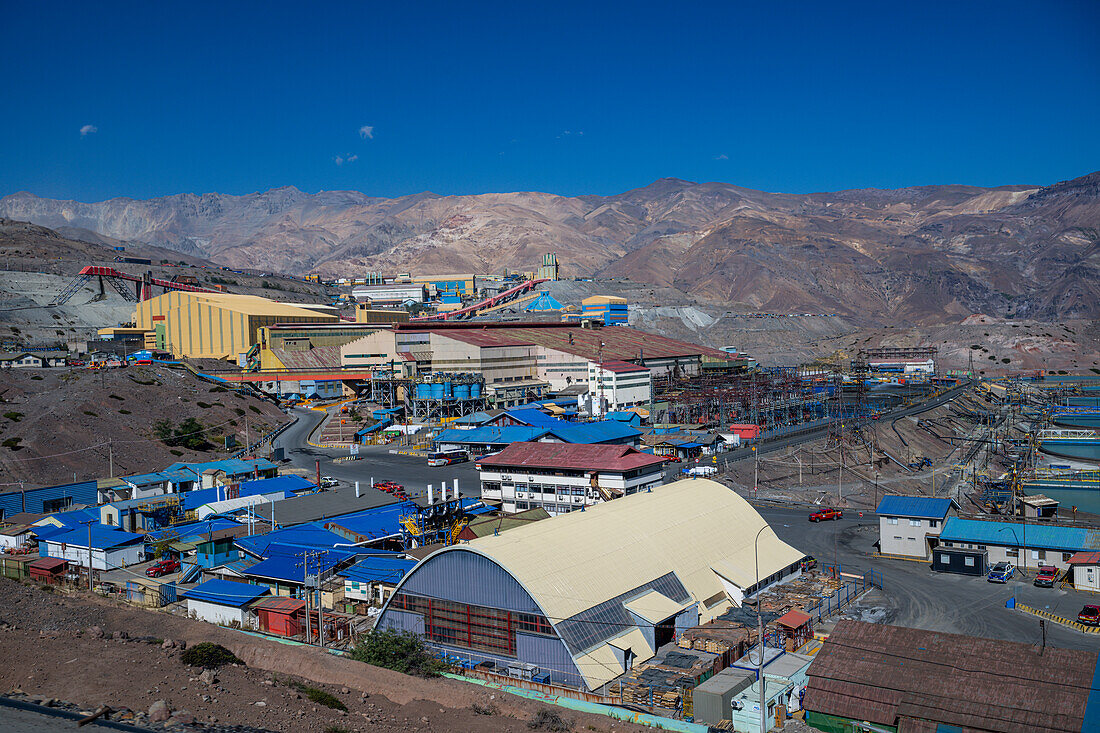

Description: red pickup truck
[809,508,843,522]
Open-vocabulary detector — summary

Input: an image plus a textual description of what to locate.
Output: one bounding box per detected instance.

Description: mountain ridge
[3,171,1098,324]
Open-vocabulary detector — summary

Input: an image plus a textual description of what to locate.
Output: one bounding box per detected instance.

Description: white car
[320,476,338,488]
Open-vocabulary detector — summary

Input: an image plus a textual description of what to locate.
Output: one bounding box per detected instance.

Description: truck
[682,465,718,477]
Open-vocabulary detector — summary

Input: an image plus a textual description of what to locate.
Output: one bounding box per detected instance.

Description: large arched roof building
[376,478,806,691]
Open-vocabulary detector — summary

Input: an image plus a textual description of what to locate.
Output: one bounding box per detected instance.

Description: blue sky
[2,1,1097,201]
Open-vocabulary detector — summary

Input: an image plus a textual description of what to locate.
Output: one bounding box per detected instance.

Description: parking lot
[758,504,1100,651]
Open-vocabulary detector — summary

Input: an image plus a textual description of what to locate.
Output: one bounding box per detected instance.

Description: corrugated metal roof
[433,479,804,688]
[43,526,146,550]
[804,620,1096,732]
[269,485,399,527]
[876,495,957,519]
[939,517,1100,552]
[503,408,562,427]
[434,426,549,446]
[546,421,641,444]
[1068,551,1100,565]
[252,596,306,614]
[339,556,416,584]
[184,579,269,607]
[596,360,648,373]
[478,442,665,472]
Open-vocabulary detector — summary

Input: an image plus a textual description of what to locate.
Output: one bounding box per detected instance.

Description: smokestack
[355,481,360,498]
[453,479,459,501]
[428,484,434,504]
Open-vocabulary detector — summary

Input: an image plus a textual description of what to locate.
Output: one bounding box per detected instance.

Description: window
[1006,549,1018,558]
[390,594,552,655]
[42,497,73,513]
[1064,553,1073,563]
[964,557,975,567]
[894,536,903,541]
[1033,550,1045,561]
[886,517,898,525]
[909,519,922,527]
[929,520,940,528]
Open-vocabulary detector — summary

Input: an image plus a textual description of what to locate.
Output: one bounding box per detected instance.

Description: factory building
[411,274,477,297]
[588,360,652,414]
[256,323,386,371]
[355,305,410,324]
[581,295,628,325]
[133,291,338,361]
[351,283,427,305]
[477,441,666,514]
[376,478,806,691]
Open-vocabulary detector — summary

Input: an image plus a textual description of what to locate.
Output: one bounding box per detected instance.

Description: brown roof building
[804,620,1097,733]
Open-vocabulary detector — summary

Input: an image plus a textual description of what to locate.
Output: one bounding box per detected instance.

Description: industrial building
[477,441,666,514]
[587,360,652,414]
[875,496,958,559]
[581,295,628,325]
[803,620,1098,733]
[133,291,338,361]
[410,274,477,297]
[354,306,410,324]
[375,479,806,691]
[936,517,1095,571]
[351,283,426,305]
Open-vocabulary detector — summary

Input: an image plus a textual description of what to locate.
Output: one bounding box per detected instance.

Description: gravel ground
[0,578,649,733]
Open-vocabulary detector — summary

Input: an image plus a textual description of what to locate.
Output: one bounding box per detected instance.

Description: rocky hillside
[3,171,1098,324]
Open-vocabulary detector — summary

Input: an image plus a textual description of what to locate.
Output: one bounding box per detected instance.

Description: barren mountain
[3,171,1098,324]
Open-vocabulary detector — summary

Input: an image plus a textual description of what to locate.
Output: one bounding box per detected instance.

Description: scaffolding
[360,373,489,421]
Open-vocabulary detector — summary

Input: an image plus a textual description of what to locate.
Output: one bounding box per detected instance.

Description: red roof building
[477,442,667,515]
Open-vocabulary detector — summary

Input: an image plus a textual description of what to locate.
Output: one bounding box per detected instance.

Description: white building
[352,283,426,304]
[184,579,269,627]
[587,360,652,414]
[876,496,958,559]
[1068,552,1100,592]
[477,441,667,515]
[40,526,146,570]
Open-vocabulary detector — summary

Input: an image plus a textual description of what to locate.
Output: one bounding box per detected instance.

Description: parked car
[800,556,818,572]
[145,558,180,577]
[809,508,843,522]
[987,562,1015,583]
[320,476,338,488]
[1034,565,1058,587]
[1079,605,1100,626]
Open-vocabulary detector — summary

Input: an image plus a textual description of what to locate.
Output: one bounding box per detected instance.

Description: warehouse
[580,295,628,325]
[133,291,338,361]
[351,283,426,304]
[375,478,806,691]
[39,525,146,570]
[587,360,652,413]
[184,579,270,627]
[477,441,666,514]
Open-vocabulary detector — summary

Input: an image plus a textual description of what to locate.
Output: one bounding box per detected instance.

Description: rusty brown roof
[804,620,1096,733]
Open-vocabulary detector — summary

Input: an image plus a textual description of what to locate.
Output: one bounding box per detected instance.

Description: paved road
[757,504,1100,651]
[274,408,481,500]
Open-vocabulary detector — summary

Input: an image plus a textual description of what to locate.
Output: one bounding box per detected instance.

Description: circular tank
[454,384,470,400]
[470,383,481,398]
[416,383,431,399]
[432,383,445,399]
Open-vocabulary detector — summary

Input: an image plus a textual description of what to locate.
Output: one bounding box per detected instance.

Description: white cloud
[80,124,98,137]
[334,153,359,166]
[358,125,374,140]
[715,153,729,160]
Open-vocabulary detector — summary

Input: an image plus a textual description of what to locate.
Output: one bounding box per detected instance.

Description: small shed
[253,596,307,638]
[932,547,988,576]
[184,579,269,627]
[28,557,68,584]
[692,667,755,725]
[1020,494,1059,520]
[1067,551,1100,592]
[774,608,813,651]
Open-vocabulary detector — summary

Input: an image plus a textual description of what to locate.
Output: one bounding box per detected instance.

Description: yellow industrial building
[133,291,338,361]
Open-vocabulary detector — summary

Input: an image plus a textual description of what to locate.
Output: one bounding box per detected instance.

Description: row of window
[940,542,1072,562]
[389,593,553,655]
[885,517,940,528]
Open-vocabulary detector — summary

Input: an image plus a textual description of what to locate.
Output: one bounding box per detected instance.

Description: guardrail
[803,568,882,623]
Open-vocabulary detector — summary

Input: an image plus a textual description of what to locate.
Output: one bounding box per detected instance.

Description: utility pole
[753,446,758,498]
[838,423,843,503]
[81,519,96,591]
[303,550,313,644]
[108,439,114,478]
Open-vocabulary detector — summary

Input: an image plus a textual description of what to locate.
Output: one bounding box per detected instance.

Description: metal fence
[804,568,883,623]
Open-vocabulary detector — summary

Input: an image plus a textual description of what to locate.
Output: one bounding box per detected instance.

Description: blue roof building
[876,496,958,520]
[38,525,147,570]
[184,579,270,625]
[342,556,418,604]
[938,517,1100,570]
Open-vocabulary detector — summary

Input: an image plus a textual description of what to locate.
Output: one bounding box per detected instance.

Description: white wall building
[876,496,958,559]
[477,442,666,515]
[587,360,652,414]
[184,579,269,627]
[40,527,146,571]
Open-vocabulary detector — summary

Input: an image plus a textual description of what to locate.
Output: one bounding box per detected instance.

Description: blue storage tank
[416,383,431,399]
[432,383,445,399]
[454,384,470,400]
[470,383,481,398]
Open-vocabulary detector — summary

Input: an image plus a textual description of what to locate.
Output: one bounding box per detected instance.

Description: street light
[996,525,1027,577]
[750,524,775,733]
